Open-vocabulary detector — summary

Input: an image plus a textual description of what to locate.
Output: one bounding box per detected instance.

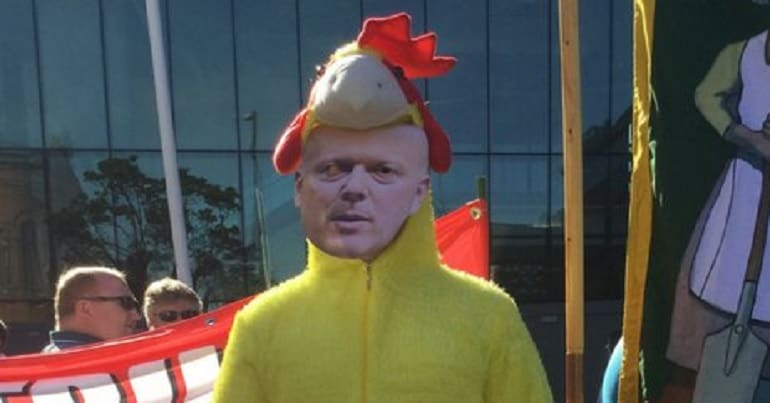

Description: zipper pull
[365,264,372,290]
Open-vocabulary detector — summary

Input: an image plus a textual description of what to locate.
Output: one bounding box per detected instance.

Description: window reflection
[492,156,549,235]
[103,0,159,149]
[47,151,114,273]
[0,150,49,298]
[241,153,303,283]
[37,0,108,148]
[234,0,299,152]
[0,0,634,309]
[490,237,552,302]
[169,0,237,150]
[0,0,42,148]
[431,156,487,217]
[490,0,550,153]
[429,0,488,153]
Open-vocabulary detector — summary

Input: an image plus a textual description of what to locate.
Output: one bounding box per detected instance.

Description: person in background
[42,266,140,352]
[598,337,623,403]
[142,277,201,330]
[0,319,7,357]
[213,12,552,403]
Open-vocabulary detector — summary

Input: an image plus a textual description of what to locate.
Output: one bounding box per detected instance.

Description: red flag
[0,296,253,401]
[435,198,489,279]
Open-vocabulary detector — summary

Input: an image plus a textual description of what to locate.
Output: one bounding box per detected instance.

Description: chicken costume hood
[272,12,455,175]
[272,12,457,266]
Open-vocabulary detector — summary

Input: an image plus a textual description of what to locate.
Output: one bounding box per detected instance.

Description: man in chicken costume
[213,13,552,403]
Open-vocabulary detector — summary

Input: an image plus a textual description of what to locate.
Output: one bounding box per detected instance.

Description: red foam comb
[273,108,309,174]
[392,68,451,173]
[357,13,456,79]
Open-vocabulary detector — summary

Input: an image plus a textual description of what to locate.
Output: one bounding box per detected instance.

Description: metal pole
[256,188,272,288]
[244,111,271,288]
[559,0,585,401]
[476,176,487,201]
[145,0,193,286]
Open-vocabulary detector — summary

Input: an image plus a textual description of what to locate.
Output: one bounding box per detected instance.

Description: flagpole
[145,0,193,286]
[558,0,585,402]
[476,176,487,201]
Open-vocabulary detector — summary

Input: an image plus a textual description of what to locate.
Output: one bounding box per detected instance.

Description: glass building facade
[0,0,631,397]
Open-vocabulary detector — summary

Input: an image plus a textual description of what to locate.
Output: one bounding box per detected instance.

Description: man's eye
[373,165,398,180]
[319,163,344,178]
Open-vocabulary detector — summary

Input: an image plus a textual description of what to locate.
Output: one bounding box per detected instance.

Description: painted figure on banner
[665,25,770,403]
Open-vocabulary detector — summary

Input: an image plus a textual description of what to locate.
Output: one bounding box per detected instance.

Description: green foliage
[49,156,261,300]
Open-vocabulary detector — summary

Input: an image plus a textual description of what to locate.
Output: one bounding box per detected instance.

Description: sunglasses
[81,295,139,311]
[157,310,200,323]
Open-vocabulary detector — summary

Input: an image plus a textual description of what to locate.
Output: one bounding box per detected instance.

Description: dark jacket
[41,330,102,353]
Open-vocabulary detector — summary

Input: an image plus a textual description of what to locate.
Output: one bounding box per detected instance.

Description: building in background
[0,0,630,399]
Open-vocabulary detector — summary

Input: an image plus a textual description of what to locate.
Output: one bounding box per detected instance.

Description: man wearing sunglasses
[42,266,140,352]
[142,277,202,330]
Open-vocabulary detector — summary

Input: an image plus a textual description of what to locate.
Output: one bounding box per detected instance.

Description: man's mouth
[331,213,370,222]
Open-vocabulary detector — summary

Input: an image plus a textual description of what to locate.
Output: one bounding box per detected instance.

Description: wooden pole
[558,0,585,402]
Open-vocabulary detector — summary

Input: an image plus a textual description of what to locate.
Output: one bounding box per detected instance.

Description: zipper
[361,263,372,403]
[365,263,373,290]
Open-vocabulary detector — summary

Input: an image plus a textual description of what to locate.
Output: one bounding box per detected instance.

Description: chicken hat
[272,12,456,174]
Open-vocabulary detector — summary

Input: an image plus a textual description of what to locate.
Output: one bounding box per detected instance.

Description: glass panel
[583,107,631,155]
[175,152,246,299]
[583,156,610,236]
[103,1,160,149]
[428,0,488,153]
[47,151,114,274]
[363,0,424,29]
[547,234,565,303]
[234,0,300,151]
[550,156,563,235]
[610,154,630,235]
[37,0,108,148]
[490,0,550,153]
[0,0,42,148]
[584,236,625,300]
[490,237,552,303]
[431,155,487,217]
[579,0,611,139]
[551,155,619,236]
[611,0,633,132]
[168,0,237,149]
[491,156,549,236]
[0,151,49,298]
[241,152,304,284]
[549,1,563,154]
[107,152,165,285]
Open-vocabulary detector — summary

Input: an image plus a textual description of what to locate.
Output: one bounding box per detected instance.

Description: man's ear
[294,172,303,208]
[408,175,430,214]
[75,299,92,318]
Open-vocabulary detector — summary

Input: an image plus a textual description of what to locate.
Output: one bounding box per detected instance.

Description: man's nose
[340,165,368,202]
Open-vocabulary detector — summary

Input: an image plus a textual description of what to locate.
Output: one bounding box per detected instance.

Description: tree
[49,155,261,302]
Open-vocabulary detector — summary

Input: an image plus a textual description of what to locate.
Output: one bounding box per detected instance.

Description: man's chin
[318,240,379,262]
[332,220,369,234]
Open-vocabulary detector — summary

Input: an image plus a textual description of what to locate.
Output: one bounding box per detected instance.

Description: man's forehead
[304,125,427,155]
[96,274,128,291]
